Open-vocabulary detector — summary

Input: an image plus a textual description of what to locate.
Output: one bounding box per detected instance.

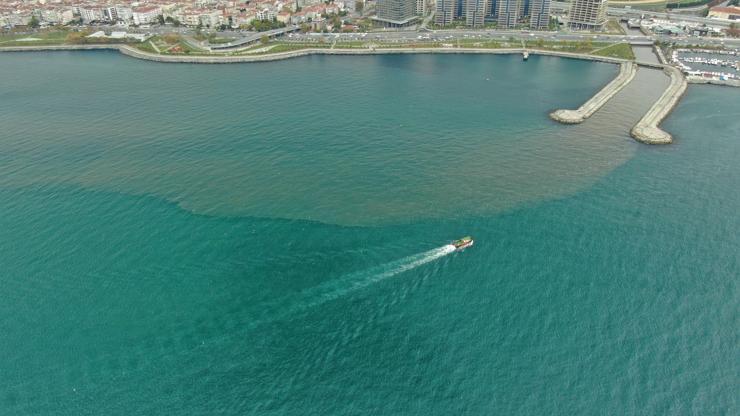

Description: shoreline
[118,45,632,65]
[0,44,121,52]
[0,43,688,145]
[0,44,633,65]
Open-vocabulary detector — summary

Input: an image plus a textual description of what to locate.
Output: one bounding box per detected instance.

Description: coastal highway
[113,24,740,50]
[284,30,653,43]
[281,30,740,49]
[118,23,740,49]
[96,5,740,51]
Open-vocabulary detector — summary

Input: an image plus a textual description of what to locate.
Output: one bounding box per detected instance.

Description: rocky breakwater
[550,61,637,124]
[630,65,688,145]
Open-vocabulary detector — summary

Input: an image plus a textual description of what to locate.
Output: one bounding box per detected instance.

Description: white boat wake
[305,244,457,305]
[249,245,457,329]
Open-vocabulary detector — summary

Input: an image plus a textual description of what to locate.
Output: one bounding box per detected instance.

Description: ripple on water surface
[1,52,738,416]
[0,53,666,225]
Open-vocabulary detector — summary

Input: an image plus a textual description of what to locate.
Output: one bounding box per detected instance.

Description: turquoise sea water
[0,52,737,415]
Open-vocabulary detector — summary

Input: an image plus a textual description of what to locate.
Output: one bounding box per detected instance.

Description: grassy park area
[591,43,637,60]
[0,31,71,47]
[133,34,200,54]
[0,30,137,47]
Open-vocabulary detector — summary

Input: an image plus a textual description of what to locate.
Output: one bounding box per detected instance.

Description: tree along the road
[251,18,286,32]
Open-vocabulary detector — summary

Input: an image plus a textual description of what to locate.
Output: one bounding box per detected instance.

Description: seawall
[0,44,121,52]
[630,65,688,145]
[654,44,668,64]
[687,77,740,88]
[549,61,637,124]
[0,43,629,65]
[117,46,633,65]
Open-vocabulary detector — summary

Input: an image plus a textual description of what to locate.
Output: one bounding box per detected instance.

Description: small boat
[523,51,529,61]
[452,236,474,250]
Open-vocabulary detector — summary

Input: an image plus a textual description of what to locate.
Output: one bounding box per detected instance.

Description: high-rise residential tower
[416,0,425,15]
[497,0,524,29]
[568,0,607,30]
[488,0,498,18]
[464,0,489,27]
[435,0,456,25]
[529,0,551,29]
[375,0,418,26]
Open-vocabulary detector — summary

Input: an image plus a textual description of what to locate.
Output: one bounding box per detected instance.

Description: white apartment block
[256,8,276,21]
[79,7,104,23]
[132,7,161,25]
[115,7,133,23]
[199,11,222,28]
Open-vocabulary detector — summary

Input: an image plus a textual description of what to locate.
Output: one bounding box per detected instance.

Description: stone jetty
[549,62,637,124]
[630,65,688,145]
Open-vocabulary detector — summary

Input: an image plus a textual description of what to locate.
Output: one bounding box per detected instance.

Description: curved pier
[630,65,688,145]
[549,62,637,124]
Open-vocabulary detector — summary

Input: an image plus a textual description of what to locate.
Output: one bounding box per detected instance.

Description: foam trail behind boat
[249,244,457,329]
[92,245,459,375]
[302,244,457,307]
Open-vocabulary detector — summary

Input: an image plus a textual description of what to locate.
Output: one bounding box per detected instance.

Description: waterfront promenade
[0,44,630,64]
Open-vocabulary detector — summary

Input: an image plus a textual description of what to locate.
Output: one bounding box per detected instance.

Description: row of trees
[159,15,183,27]
[250,18,287,32]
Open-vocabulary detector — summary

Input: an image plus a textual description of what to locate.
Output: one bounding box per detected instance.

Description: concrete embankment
[549,62,637,124]
[630,65,688,145]
[687,77,740,88]
[117,45,633,65]
[1,44,631,66]
[654,45,668,64]
[0,44,120,52]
